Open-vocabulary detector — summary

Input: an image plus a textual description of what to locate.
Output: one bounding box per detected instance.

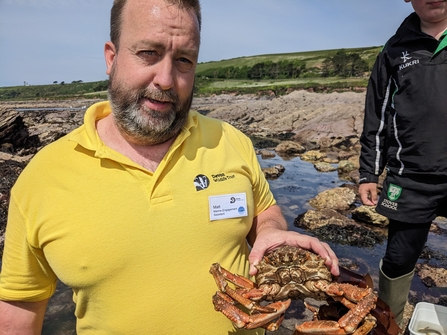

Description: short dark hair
[110,0,202,50]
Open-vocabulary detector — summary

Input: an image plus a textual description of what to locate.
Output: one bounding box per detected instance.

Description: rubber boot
[379,259,414,325]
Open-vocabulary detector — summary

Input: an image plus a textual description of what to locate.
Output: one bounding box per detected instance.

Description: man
[0,0,338,333]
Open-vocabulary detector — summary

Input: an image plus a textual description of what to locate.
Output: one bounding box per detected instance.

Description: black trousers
[381,219,431,278]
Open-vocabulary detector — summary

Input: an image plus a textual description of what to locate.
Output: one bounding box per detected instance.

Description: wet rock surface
[308,186,356,211]
[0,91,446,335]
[352,205,390,227]
[262,164,286,179]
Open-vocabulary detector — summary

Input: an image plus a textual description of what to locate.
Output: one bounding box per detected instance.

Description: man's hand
[247,205,339,277]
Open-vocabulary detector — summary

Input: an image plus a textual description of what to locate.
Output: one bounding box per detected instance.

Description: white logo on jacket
[400,51,412,62]
[399,51,419,71]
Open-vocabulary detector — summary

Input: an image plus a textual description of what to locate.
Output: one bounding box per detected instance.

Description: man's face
[104,0,200,145]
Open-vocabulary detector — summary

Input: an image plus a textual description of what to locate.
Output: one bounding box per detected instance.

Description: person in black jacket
[359,0,447,326]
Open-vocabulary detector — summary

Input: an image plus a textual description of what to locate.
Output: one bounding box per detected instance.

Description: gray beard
[107,76,193,146]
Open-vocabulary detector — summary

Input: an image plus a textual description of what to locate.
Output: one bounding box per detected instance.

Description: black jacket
[359,12,447,184]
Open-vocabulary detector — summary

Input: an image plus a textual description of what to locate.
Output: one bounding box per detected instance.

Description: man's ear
[104,41,116,75]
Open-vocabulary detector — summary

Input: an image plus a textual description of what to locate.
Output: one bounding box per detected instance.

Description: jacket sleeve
[359,49,392,184]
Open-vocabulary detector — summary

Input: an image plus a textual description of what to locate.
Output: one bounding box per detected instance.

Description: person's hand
[358,183,378,206]
[248,228,339,277]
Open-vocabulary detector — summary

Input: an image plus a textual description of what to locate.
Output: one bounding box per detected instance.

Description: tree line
[198,50,369,80]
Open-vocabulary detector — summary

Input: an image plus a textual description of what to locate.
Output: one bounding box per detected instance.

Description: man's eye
[177,57,194,72]
[139,50,158,59]
[137,51,159,65]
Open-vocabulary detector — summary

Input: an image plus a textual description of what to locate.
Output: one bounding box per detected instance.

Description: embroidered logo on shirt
[381,199,398,211]
[194,174,210,191]
[387,183,402,201]
[399,51,419,70]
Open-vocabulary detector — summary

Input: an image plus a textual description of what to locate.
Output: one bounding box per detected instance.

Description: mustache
[137,88,178,104]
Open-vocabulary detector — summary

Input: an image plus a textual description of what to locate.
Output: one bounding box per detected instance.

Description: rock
[429,218,447,240]
[0,159,26,258]
[262,164,285,179]
[294,208,354,230]
[351,205,389,227]
[313,223,386,247]
[0,111,29,152]
[314,162,336,172]
[294,209,386,248]
[416,263,447,288]
[257,149,276,159]
[308,187,356,211]
[322,156,339,164]
[337,151,354,161]
[300,150,326,162]
[274,141,305,155]
[0,100,96,157]
[337,160,357,174]
[203,91,366,143]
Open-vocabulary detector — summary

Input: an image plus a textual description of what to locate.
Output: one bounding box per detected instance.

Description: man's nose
[152,58,175,91]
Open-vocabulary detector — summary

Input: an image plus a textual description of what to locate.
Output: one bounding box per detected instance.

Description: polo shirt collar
[69,100,197,159]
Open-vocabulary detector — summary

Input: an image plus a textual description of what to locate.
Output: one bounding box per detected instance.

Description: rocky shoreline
[1,91,446,334]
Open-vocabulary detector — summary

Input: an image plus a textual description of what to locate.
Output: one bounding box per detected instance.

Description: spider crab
[210,245,399,335]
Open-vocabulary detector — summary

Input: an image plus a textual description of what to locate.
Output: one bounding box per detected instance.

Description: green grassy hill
[0,46,381,101]
[196,46,380,74]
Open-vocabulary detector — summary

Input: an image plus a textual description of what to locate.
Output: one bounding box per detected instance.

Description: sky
[0,0,414,88]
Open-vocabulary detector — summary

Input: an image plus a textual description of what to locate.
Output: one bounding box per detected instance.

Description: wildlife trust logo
[387,183,402,201]
[194,174,210,191]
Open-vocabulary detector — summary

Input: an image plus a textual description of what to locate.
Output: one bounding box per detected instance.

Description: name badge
[209,193,248,221]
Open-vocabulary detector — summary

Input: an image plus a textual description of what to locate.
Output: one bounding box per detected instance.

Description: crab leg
[338,291,376,333]
[247,300,291,330]
[212,292,252,329]
[213,292,291,330]
[264,308,287,331]
[210,263,255,289]
[210,263,276,313]
[351,315,377,335]
[295,315,376,335]
[295,320,347,335]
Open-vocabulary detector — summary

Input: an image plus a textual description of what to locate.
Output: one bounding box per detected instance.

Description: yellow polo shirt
[0,101,275,334]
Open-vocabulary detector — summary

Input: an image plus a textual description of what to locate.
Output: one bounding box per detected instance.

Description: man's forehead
[151,4,162,16]
[123,0,197,26]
